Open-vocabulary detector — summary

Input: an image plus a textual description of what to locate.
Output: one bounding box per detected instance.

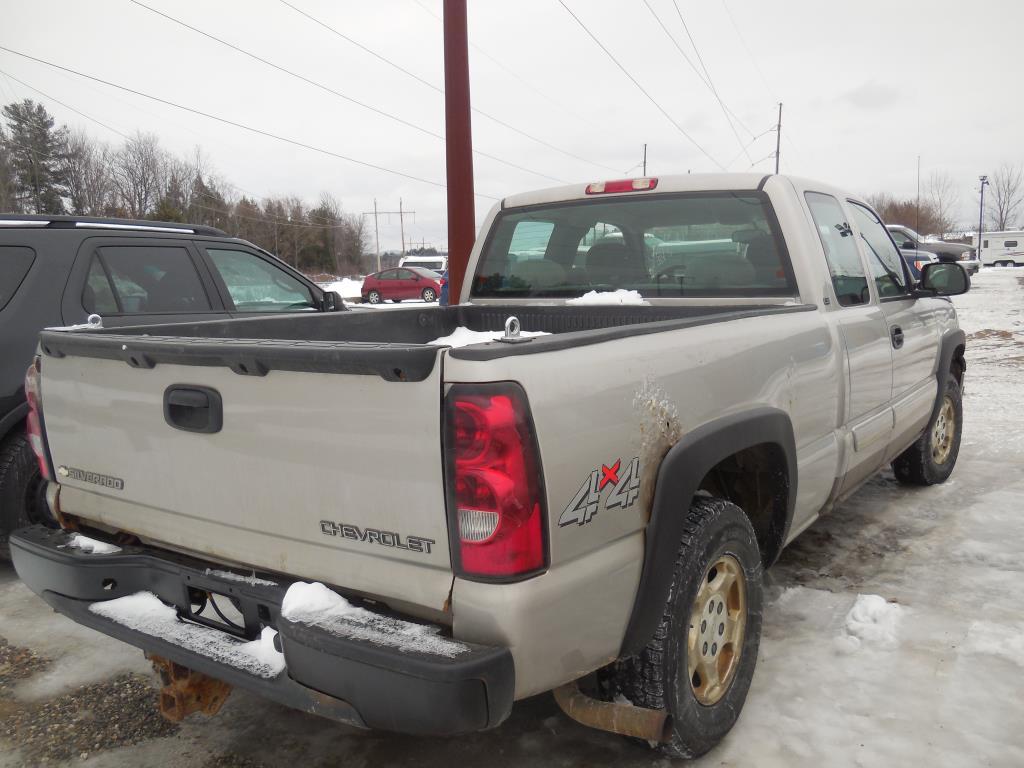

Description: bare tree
[924,171,958,238]
[987,164,1024,231]
[60,130,114,215]
[111,132,166,217]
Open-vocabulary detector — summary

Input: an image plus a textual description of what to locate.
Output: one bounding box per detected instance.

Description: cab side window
[805,192,869,306]
[849,203,908,298]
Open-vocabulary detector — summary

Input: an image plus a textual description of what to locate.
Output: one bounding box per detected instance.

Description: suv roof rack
[0,214,228,237]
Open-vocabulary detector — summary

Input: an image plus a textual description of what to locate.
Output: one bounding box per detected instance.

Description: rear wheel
[892,376,962,485]
[366,290,382,304]
[421,287,437,302]
[0,431,46,562]
[618,497,763,759]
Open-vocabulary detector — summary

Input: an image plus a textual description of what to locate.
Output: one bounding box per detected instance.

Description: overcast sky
[4,0,1021,251]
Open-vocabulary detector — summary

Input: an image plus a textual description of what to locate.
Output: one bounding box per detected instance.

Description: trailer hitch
[148,654,233,722]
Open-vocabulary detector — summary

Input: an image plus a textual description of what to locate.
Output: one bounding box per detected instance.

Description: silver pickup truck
[10,173,970,759]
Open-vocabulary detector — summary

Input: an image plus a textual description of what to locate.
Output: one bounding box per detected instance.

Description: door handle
[164,385,223,433]
[890,325,904,350]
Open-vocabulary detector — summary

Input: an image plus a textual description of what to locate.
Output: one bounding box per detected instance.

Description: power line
[129,1,563,184]
[640,0,749,162]
[0,45,501,200]
[724,123,776,169]
[720,0,777,101]
[556,0,724,170]
[277,0,621,174]
[0,68,130,139]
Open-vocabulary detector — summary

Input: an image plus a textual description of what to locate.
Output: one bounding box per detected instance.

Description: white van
[974,231,1024,266]
[399,254,447,273]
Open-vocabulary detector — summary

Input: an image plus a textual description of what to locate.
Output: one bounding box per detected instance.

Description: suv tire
[892,376,962,485]
[0,431,44,561]
[619,496,763,759]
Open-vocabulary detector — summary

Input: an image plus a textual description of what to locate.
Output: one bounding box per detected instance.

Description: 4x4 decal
[559,456,640,527]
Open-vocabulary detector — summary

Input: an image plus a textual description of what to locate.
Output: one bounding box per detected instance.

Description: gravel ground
[0,268,1022,767]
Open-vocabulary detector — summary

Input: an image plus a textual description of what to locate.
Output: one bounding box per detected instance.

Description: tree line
[0,99,370,276]
[868,165,1023,240]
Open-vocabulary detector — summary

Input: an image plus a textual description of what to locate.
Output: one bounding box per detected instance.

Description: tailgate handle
[164,385,223,434]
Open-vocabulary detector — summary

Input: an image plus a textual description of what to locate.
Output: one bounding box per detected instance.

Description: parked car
[11,174,969,759]
[901,249,938,280]
[0,214,344,559]
[361,266,442,304]
[886,224,980,274]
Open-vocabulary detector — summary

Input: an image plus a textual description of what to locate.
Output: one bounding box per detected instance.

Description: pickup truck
[10,173,970,759]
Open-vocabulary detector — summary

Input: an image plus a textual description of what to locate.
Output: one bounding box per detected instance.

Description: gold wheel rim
[931,396,955,465]
[687,554,747,706]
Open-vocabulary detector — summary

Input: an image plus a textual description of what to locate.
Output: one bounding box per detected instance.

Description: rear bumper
[10,525,514,735]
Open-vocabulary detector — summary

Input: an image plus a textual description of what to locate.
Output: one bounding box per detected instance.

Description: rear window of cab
[471,192,795,299]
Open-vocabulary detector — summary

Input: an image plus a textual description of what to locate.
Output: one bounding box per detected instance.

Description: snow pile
[61,534,121,555]
[281,581,469,658]
[428,326,549,347]
[566,289,648,306]
[834,594,903,653]
[205,568,277,587]
[89,592,285,678]
[320,277,364,299]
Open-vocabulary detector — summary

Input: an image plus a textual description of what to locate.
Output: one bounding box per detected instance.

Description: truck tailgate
[39,344,453,611]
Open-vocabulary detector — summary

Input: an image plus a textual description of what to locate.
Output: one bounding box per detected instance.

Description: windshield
[471,192,795,299]
[408,267,441,278]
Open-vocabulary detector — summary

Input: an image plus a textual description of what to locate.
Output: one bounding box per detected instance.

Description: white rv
[398,254,448,273]
[974,230,1024,266]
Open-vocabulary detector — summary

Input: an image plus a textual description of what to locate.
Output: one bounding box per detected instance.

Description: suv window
[805,192,869,307]
[0,246,36,311]
[206,248,316,312]
[849,203,908,297]
[84,246,212,314]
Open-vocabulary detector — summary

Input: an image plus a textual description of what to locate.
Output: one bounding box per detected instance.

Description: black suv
[0,215,344,556]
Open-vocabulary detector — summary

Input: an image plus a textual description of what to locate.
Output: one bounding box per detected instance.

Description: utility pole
[916,155,921,236]
[642,143,647,176]
[443,0,475,305]
[978,175,989,259]
[399,198,406,255]
[361,200,415,271]
[774,102,782,174]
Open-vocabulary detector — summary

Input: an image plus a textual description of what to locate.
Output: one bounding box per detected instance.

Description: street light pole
[978,175,989,260]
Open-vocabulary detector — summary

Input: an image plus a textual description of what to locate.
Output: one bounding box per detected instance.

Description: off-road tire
[618,497,763,759]
[0,431,43,562]
[421,287,437,302]
[892,376,962,485]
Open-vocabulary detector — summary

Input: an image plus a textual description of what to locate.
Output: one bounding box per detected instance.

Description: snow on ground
[566,289,648,306]
[428,326,550,347]
[319,277,363,299]
[89,592,285,678]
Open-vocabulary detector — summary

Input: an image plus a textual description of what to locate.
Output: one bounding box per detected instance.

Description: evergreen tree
[1,99,68,213]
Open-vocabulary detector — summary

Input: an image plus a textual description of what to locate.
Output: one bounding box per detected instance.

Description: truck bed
[40,303,814,380]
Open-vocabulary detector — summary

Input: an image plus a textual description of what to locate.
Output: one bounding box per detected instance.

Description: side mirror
[321,290,345,311]
[917,262,969,297]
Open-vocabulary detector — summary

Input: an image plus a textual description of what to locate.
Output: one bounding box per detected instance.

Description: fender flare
[930,329,966,424]
[618,407,796,657]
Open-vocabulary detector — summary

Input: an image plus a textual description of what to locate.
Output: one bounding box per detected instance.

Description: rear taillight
[25,356,51,481]
[445,383,546,580]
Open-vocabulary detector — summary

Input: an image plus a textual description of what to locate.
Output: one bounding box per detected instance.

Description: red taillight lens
[24,357,51,480]
[585,177,658,195]
[446,384,546,579]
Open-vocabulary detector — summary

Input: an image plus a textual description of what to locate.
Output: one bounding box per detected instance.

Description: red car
[361,267,442,304]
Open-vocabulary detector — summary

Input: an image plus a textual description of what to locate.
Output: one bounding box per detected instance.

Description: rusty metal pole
[443,0,475,305]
